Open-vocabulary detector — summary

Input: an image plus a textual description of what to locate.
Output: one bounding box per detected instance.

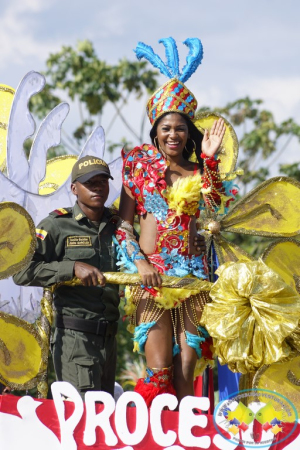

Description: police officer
[14,155,121,398]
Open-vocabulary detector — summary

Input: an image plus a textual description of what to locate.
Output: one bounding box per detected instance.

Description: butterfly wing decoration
[201,176,300,265]
[0,71,122,322]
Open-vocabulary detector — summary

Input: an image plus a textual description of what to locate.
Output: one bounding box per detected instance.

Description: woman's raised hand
[201,118,226,158]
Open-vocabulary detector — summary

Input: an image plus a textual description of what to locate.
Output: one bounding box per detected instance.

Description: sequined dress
[120,143,229,284]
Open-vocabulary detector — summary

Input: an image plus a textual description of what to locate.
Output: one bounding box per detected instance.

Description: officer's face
[71,174,109,210]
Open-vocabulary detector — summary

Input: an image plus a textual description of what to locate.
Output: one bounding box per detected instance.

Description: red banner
[0,390,299,449]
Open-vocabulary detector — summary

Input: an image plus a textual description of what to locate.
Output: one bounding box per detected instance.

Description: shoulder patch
[50,207,72,217]
[36,228,48,240]
[75,212,84,221]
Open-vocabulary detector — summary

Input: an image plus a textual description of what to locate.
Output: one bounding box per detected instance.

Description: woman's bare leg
[173,296,206,403]
[173,336,197,402]
[136,296,173,368]
[134,296,175,406]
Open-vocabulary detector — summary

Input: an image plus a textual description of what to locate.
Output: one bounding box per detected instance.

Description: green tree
[199,97,300,193]
[30,40,159,155]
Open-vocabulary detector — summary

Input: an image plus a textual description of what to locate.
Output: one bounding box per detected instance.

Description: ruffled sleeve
[122,144,168,216]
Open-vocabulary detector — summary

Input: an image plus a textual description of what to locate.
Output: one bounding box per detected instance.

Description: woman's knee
[174,354,196,382]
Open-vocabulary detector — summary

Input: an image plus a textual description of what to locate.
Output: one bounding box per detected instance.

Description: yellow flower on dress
[164,173,204,216]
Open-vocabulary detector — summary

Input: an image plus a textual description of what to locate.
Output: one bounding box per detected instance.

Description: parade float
[1,49,300,448]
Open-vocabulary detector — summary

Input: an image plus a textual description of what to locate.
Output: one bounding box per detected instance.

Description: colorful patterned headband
[135,37,203,125]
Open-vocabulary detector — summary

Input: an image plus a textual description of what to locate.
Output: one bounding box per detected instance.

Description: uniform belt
[55,315,118,336]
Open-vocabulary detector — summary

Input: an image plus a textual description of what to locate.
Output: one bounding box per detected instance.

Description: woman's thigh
[136,295,173,368]
[174,293,209,366]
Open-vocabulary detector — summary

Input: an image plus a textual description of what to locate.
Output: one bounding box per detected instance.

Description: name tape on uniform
[66,236,92,247]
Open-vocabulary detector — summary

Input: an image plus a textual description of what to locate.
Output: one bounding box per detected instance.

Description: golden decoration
[245,239,300,414]
[0,288,53,396]
[201,260,300,374]
[199,176,300,265]
[261,238,300,293]
[193,111,239,173]
[0,84,15,171]
[207,220,221,235]
[253,354,300,416]
[0,202,51,397]
[260,239,300,354]
[56,273,212,291]
[39,155,77,194]
[0,202,36,280]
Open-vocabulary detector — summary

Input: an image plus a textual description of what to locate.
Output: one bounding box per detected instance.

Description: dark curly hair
[149,112,204,171]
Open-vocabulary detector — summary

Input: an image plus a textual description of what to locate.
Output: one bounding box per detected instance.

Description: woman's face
[156,113,189,159]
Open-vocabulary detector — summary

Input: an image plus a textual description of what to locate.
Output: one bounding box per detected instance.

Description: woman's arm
[200,118,233,212]
[117,185,162,287]
[119,185,136,225]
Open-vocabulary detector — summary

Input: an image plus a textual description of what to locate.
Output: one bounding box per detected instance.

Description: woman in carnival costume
[115,37,237,406]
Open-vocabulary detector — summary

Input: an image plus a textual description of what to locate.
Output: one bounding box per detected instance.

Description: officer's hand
[193,234,206,254]
[135,259,162,288]
[74,262,106,287]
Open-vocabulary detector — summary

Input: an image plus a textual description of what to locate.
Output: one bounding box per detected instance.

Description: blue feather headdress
[135,37,203,124]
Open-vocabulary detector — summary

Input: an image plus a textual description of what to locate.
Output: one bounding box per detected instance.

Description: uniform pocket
[64,247,96,261]
[74,359,95,389]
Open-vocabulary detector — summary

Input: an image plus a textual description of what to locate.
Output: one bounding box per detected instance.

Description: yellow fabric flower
[164,173,203,216]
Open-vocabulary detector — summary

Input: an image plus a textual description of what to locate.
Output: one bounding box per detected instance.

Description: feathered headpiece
[135,37,203,125]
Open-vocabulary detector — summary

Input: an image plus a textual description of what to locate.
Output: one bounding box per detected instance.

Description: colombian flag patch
[36,228,48,240]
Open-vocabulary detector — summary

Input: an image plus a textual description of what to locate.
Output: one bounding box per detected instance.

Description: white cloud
[0,0,59,67]
[0,0,299,169]
[90,5,127,39]
[236,76,300,122]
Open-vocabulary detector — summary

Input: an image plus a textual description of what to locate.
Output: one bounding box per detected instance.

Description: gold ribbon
[201,260,300,374]
[54,273,212,291]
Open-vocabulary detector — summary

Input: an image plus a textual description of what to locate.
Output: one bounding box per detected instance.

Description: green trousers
[51,327,117,399]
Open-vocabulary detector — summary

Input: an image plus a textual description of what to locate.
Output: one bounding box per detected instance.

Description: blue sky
[1,0,300,170]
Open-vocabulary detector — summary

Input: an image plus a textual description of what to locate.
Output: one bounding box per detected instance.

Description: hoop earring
[189,138,196,153]
[154,136,167,159]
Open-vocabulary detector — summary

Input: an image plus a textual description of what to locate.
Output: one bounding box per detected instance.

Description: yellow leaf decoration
[262,238,300,293]
[0,289,53,396]
[0,84,15,172]
[0,202,36,280]
[253,353,300,418]
[222,177,300,237]
[193,111,239,173]
[200,176,300,265]
[38,155,77,195]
